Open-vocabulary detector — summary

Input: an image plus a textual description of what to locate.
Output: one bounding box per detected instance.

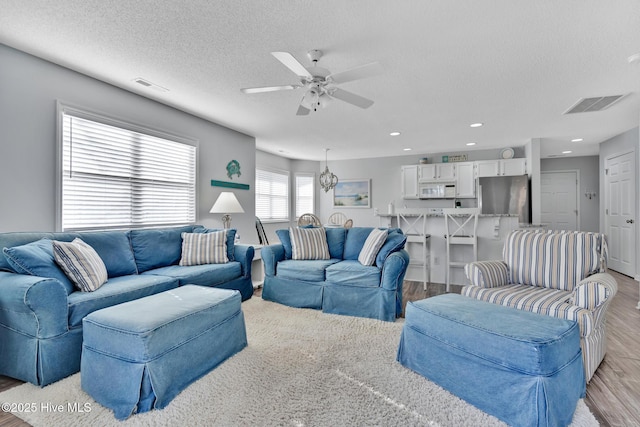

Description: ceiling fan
[241,49,382,115]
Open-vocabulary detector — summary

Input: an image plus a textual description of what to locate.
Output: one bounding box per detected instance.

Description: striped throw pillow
[179,231,228,266]
[358,228,388,266]
[52,238,108,292]
[290,227,330,260]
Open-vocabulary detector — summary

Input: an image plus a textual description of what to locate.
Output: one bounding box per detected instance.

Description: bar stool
[443,208,479,292]
[397,211,431,291]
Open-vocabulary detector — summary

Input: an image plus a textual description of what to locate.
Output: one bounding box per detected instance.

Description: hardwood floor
[1,271,638,426]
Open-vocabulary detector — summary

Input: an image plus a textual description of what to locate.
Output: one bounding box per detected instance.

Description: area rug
[0,297,597,426]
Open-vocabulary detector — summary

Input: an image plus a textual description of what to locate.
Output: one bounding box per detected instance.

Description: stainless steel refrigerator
[478,175,530,224]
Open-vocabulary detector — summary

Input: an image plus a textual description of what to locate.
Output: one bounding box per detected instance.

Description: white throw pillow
[358,229,388,266]
[290,227,330,260]
[180,231,228,266]
[52,238,108,292]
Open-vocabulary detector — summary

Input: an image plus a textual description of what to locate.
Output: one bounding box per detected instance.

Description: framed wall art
[333,179,371,208]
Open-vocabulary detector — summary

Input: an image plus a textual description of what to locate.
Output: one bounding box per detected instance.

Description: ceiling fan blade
[240,85,298,94]
[330,88,374,109]
[328,62,383,85]
[271,52,313,79]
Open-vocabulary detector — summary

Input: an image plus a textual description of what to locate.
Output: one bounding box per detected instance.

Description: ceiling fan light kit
[241,49,381,115]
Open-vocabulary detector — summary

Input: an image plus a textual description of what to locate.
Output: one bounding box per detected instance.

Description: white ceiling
[1,0,640,161]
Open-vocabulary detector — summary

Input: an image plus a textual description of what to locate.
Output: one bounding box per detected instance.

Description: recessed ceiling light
[571,138,583,142]
[390,131,401,136]
[466,142,476,146]
[562,150,572,154]
[403,148,412,151]
[470,123,484,128]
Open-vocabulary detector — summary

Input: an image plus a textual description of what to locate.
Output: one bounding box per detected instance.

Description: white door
[540,171,578,231]
[605,152,636,276]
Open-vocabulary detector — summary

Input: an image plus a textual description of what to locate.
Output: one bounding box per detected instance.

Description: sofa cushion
[67,274,179,327]
[78,231,138,277]
[143,262,242,287]
[374,230,406,268]
[290,227,330,260]
[504,230,604,291]
[130,226,195,273]
[3,238,75,294]
[343,227,375,260]
[52,238,108,292]
[179,231,228,266]
[194,227,236,262]
[326,260,381,288]
[326,227,347,259]
[277,259,340,282]
[358,228,388,266]
[276,229,293,259]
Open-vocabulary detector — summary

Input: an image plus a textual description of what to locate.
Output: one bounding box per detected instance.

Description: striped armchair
[463,229,618,382]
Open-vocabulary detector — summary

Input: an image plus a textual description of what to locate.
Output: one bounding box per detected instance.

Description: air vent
[564,95,625,114]
[133,78,169,92]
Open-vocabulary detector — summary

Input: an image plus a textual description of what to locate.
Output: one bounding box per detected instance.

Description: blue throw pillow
[3,238,75,294]
[375,230,407,268]
[325,227,347,259]
[276,229,292,259]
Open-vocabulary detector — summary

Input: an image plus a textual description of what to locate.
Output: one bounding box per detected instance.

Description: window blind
[60,111,196,231]
[255,168,289,221]
[295,174,315,218]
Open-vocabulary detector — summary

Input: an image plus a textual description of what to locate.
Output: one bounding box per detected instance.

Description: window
[255,168,289,221]
[58,105,196,231]
[295,173,315,218]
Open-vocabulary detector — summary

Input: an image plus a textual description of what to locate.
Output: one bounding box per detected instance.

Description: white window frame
[295,173,315,219]
[255,167,290,222]
[56,102,198,231]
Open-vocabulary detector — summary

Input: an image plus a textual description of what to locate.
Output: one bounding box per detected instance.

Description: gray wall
[0,44,256,239]
[318,148,525,228]
[540,156,599,232]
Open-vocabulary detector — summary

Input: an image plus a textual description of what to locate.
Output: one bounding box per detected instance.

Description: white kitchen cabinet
[476,158,526,177]
[419,163,456,182]
[455,162,476,198]
[401,165,419,199]
[418,164,436,181]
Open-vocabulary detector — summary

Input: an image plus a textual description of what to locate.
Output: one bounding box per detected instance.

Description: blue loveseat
[0,225,253,386]
[261,227,409,322]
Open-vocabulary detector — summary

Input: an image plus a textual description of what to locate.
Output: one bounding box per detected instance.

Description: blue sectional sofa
[261,227,409,322]
[0,225,253,386]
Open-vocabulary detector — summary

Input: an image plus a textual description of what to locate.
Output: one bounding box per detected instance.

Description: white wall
[541,156,600,232]
[0,44,256,239]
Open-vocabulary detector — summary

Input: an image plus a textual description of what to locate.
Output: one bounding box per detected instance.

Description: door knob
[626,219,635,224]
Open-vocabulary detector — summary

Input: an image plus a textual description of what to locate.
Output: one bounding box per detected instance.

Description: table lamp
[210,192,244,229]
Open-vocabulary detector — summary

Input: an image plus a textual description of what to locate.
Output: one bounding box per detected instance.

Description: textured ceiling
[1,0,640,160]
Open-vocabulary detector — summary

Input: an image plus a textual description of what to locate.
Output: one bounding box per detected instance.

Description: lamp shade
[210,192,244,214]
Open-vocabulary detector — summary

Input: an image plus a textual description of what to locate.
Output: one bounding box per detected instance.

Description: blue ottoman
[81,285,247,420]
[397,294,585,427]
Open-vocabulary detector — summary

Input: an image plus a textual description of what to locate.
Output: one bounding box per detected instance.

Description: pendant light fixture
[319,148,338,193]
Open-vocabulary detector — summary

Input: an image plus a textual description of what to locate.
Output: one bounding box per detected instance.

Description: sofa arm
[572,273,618,311]
[0,271,69,338]
[233,244,254,278]
[381,249,409,291]
[261,244,285,277]
[464,261,509,288]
